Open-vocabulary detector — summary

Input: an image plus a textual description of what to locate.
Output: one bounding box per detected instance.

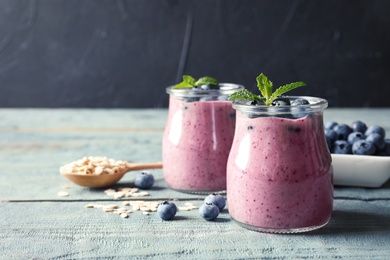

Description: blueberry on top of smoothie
[228,73,306,106]
[196,84,219,90]
[291,98,310,106]
[271,97,291,106]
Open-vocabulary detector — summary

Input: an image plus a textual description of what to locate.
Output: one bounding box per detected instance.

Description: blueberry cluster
[325,120,390,156]
[182,84,226,103]
[199,193,226,221]
[247,97,311,119]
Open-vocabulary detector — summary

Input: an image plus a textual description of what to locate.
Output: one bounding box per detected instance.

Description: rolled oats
[57,191,69,197]
[60,156,128,175]
[120,213,129,218]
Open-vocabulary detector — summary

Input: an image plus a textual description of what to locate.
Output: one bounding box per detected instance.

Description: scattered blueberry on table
[134,171,155,189]
[199,203,220,221]
[204,193,226,211]
[325,120,389,156]
[157,201,177,220]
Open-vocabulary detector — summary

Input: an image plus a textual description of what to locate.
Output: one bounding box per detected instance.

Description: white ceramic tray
[332,154,390,188]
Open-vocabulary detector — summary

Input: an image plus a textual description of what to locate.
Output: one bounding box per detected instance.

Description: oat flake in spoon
[60,156,162,188]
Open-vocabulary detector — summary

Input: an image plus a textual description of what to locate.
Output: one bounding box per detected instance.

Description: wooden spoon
[60,161,162,188]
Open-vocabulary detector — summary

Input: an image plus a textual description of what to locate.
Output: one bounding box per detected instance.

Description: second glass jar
[162,84,244,194]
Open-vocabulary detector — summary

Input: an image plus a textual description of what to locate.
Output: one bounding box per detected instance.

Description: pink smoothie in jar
[163,84,244,193]
[227,96,333,233]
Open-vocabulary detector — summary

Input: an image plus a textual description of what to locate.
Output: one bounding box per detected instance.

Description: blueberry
[196,84,219,90]
[291,98,309,106]
[245,100,257,106]
[157,201,177,220]
[332,140,352,154]
[271,97,291,106]
[366,133,386,150]
[385,139,390,153]
[376,139,390,156]
[204,193,226,211]
[269,97,295,119]
[199,96,216,102]
[334,124,353,140]
[325,121,338,130]
[365,125,386,139]
[325,128,338,143]
[249,100,261,106]
[248,113,262,119]
[287,125,301,133]
[134,171,154,189]
[325,135,333,152]
[347,132,364,144]
[183,97,199,102]
[290,107,309,119]
[217,95,229,101]
[351,120,367,133]
[352,140,376,155]
[289,98,310,118]
[199,203,220,221]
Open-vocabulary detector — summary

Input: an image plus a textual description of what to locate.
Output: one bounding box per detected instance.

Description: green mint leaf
[173,81,193,89]
[268,81,307,105]
[183,75,196,85]
[172,75,219,89]
[228,89,262,102]
[195,76,218,86]
[256,73,273,101]
[172,75,196,89]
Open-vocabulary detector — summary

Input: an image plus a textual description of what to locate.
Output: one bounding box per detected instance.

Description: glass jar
[227,96,333,233]
[163,83,244,194]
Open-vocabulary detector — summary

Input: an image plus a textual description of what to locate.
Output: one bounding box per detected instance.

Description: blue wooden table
[1,108,389,259]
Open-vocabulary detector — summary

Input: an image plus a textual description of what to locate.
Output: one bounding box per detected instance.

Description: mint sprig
[173,75,218,89]
[228,73,306,106]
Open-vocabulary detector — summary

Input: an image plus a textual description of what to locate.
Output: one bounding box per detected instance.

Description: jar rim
[232,96,328,115]
[166,83,244,97]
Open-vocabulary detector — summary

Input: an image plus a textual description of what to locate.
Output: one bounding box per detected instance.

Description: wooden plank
[0,108,388,131]
[0,109,167,130]
[1,200,390,259]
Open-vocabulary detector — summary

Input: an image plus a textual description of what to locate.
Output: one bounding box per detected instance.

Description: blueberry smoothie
[163,84,244,193]
[227,96,333,233]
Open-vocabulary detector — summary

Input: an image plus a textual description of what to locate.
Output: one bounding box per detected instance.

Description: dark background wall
[0,0,389,108]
